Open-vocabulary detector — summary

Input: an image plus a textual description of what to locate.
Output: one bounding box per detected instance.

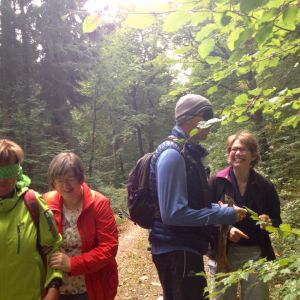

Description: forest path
[115,220,163,300]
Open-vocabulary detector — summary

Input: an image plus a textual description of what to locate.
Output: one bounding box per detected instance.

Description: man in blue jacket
[149,94,246,300]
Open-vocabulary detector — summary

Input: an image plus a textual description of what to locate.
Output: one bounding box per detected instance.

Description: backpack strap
[24,190,46,267]
[24,189,40,226]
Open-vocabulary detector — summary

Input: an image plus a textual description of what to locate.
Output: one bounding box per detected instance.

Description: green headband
[0,164,31,189]
[0,164,20,179]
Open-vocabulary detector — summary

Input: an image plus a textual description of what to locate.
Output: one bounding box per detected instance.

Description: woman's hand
[43,288,59,300]
[259,214,272,230]
[49,251,71,272]
[228,227,249,243]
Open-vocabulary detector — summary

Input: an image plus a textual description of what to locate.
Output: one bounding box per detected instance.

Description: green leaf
[163,12,191,32]
[198,38,215,59]
[207,86,218,95]
[263,88,276,96]
[236,115,250,123]
[172,46,193,56]
[213,69,231,81]
[280,224,292,232]
[227,28,243,51]
[189,128,199,137]
[255,23,273,44]
[206,56,221,65]
[269,57,280,67]
[125,13,155,29]
[235,28,254,48]
[291,87,300,95]
[82,15,100,33]
[292,101,300,110]
[195,24,217,41]
[261,8,278,22]
[190,12,210,26]
[281,115,300,128]
[240,0,266,13]
[282,6,298,29]
[234,94,249,105]
[237,65,251,75]
[249,88,262,96]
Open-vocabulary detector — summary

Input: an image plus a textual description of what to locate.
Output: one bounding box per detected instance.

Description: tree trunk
[88,97,97,177]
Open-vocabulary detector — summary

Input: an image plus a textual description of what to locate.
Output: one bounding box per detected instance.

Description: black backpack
[127,137,183,229]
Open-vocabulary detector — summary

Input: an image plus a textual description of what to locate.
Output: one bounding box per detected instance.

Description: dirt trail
[115,220,163,300]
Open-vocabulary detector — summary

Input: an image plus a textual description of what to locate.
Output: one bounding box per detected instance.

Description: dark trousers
[152,250,208,300]
[60,293,89,300]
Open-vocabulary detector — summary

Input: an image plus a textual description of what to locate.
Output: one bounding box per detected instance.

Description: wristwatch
[48,278,62,290]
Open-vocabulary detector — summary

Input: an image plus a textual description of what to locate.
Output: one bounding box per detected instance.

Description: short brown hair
[48,152,85,189]
[227,131,260,167]
[0,139,24,165]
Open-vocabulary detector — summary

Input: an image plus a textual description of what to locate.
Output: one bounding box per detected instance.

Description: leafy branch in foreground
[200,209,300,300]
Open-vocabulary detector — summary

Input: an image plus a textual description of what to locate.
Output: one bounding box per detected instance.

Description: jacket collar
[216,166,259,185]
[171,126,209,159]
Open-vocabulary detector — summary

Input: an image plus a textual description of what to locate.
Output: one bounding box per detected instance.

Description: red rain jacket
[44,182,118,300]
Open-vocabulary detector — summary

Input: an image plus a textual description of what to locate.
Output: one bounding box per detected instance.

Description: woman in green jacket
[0,139,63,300]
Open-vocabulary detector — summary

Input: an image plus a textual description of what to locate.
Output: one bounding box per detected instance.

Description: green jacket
[0,187,63,300]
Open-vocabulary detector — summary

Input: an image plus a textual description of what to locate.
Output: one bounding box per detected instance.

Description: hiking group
[128,94,281,300]
[0,93,281,300]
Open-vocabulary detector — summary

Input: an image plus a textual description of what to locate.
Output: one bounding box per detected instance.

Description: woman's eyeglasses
[230,147,249,153]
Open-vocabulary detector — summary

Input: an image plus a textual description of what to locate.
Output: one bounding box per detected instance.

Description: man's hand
[233,205,247,222]
[49,251,71,272]
[259,214,272,230]
[228,227,249,243]
[44,288,59,300]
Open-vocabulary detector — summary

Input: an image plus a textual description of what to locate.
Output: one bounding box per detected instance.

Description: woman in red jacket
[43,152,118,300]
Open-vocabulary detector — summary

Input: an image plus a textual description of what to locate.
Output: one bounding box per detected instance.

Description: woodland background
[0,0,299,298]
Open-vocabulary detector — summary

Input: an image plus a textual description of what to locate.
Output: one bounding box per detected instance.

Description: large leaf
[163,12,191,32]
[234,94,249,105]
[206,56,221,65]
[207,86,218,95]
[282,5,298,30]
[195,23,217,41]
[235,28,254,48]
[190,12,210,26]
[236,115,250,123]
[125,13,155,29]
[198,38,215,59]
[240,0,266,13]
[255,23,273,45]
[82,15,100,33]
[281,115,300,128]
[227,28,243,51]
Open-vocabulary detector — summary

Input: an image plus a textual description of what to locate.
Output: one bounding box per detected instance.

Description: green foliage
[205,217,300,299]
[95,185,127,213]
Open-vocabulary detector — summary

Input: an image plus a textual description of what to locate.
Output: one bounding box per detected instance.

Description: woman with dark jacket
[208,131,281,300]
[43,152,118,300]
